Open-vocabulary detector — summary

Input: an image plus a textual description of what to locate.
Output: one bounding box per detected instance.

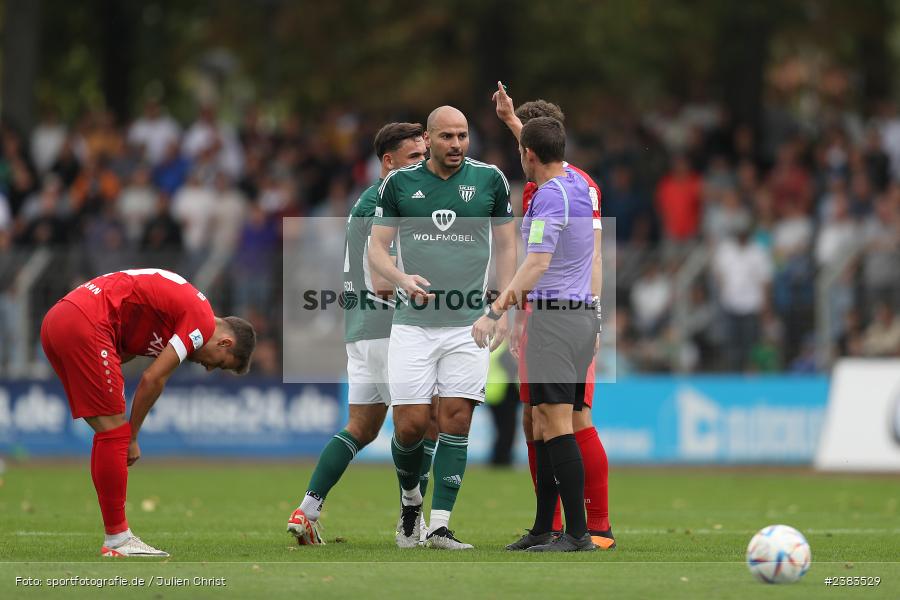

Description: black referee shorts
[525,303,596,410]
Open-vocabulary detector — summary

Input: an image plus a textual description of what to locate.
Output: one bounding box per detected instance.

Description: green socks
[301,429,363,520]
[431,433,468,512]
[419,438,436,496]
[392,435,424,493]
[307,429,362,498]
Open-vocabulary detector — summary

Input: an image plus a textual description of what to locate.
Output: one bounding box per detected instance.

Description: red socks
[526,440,562,531]
[91,423,131,534]
[575,426,610,532]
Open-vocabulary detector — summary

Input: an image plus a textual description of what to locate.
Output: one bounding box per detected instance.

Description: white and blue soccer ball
[746,524,811,584]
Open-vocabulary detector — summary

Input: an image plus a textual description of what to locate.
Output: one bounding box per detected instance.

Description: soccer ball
[746,524,811,584]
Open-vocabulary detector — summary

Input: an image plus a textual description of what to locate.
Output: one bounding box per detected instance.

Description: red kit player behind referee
[40,268,257,557]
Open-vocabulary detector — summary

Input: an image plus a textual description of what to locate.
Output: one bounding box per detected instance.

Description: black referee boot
[506,529,555,551]
[526,532,596,552]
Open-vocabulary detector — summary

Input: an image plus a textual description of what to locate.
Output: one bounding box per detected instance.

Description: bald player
[369,106,517,549]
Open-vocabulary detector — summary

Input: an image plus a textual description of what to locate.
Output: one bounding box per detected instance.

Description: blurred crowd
[0,95,898,377]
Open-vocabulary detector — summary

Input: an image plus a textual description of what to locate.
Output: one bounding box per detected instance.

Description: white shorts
[346,338,391,406]
[388,324,488,405]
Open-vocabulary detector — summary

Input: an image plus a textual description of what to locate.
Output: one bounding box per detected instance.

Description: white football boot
[101,536,169,557]
[425,527,474,550]
[395,503,422,549]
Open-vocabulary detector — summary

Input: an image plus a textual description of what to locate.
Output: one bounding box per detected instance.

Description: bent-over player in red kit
[492,83,615,550]
[40,268,257,557]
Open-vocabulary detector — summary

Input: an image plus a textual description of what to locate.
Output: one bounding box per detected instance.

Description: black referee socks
[546,433,588,539]
[531,440,558,535]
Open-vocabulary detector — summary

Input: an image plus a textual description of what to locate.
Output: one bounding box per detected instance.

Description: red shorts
[517,304,594,408]
[41,300,126,419]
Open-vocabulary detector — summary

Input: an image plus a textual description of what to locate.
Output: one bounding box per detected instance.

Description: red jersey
[62,269,216,362]
[522,162,602,229]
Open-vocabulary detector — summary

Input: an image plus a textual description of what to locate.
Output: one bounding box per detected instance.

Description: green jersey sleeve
[490,168,513,224]
[374,174,400,227]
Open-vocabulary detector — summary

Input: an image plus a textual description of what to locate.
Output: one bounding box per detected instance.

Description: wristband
[590,296,602,333]
[486,305,503,321]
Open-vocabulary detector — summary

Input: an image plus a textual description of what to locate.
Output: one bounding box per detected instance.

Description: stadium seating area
[0,97,898,377]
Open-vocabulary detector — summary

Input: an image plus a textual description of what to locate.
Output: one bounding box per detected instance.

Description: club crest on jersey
[432,209,456,232]
[458,185,476,202]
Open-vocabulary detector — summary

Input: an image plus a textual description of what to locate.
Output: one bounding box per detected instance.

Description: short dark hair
[223,316,257,375]
[373,122,424,159]
[520,117,566,164]
[515,100,565,125]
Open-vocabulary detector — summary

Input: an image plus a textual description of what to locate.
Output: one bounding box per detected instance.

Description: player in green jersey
[287,123,432,546]
[370,106,518,549]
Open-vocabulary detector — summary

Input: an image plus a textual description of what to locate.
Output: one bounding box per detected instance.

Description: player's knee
[572,408,592,431]
[393,413,427,445]
[345,421,379,447]
[394,423,423,445]
[522,407,534,441]
[439,406,472,435]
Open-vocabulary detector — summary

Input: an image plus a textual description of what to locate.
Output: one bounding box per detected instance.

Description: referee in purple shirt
[472,116,598,552]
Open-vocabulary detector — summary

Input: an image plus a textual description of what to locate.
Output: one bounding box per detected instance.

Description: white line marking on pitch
[13,528,900,538]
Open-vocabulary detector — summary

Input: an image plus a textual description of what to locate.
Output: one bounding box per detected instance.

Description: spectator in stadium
[171,169,216,274]
[751,307,784,372]
[735,159,761,205]
[69,155,121,216]
[771,199,813,263]
[50,136,82,187]
[630,262,672,337]
[16,176,69,247]
[0,229,26,376]
[703,186,751,243]
[127,98,182,166]
[0,191,9,233]
[30,108,67,175]
[768,141,813,216]
[2,131,38,217]
[713,225,773,372]
[858,126,890,192]
[861,302,900,357]
[118,165,159,245]
[655,153,702,252]
[232,202,278,316]
[139,193,183,270]
[78,110,124,164]
[849,170,876,218]
[837,308,865,357]
[182,104,244,178]
[208,171,246,259]
[876,101,900,182]
[152,140,191,196]
[815,195,858,268]
[861,195,900,308]
[601,162,645,243]
[83,203,131,275]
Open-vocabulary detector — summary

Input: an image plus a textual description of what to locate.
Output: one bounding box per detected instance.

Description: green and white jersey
[343,179,395,343]
[374,158,512,327]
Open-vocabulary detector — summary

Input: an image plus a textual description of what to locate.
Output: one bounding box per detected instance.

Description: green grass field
[1,462,898,599]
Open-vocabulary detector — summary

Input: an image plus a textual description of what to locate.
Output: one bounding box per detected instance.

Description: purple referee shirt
[521,170,595,302]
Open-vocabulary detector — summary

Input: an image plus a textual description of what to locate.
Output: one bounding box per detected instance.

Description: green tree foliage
[16,0,898,124]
